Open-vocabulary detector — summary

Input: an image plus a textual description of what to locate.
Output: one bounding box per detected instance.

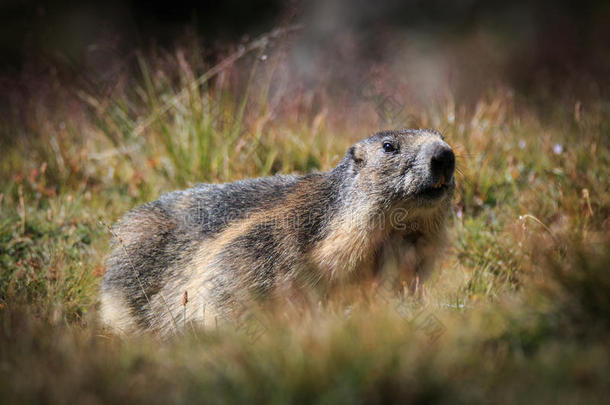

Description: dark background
[0,0,285,73]
[1,0,609,96]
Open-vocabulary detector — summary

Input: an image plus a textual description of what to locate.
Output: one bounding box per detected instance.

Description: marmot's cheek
[403,171,418,188]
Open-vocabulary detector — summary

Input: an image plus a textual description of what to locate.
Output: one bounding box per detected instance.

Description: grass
[1,30,609,404]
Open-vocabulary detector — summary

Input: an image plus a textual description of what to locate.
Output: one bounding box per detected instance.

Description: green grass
[1,34,609,404]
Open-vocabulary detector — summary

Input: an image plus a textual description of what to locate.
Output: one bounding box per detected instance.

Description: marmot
[100,129,455,335]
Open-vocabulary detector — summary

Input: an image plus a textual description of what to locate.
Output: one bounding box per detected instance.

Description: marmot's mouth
[418,184,450,200]
[417,175,452,200]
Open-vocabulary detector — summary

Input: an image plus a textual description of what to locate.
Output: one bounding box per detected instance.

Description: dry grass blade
[132,24,303,138]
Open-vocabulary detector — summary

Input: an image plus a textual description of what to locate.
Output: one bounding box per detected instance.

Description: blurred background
[2,0,609,101]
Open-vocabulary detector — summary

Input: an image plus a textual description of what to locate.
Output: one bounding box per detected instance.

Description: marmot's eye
[383,142,396,153]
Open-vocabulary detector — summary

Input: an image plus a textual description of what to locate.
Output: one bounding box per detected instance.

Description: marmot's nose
[430,145,455,183]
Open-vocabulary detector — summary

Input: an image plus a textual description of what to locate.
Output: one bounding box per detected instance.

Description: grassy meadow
[1,29,609,404]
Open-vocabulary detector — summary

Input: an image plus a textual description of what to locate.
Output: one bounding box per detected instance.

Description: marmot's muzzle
[429,144,455,187]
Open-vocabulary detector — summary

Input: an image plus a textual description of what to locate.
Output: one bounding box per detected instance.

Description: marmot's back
[169,175,301,238]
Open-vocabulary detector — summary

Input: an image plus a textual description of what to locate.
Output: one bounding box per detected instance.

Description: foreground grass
[1,34,609,403]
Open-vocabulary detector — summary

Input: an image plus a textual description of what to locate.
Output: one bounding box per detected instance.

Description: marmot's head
[344,129,455,209]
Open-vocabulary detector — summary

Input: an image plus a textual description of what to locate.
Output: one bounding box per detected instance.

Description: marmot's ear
[348,145,366,168]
